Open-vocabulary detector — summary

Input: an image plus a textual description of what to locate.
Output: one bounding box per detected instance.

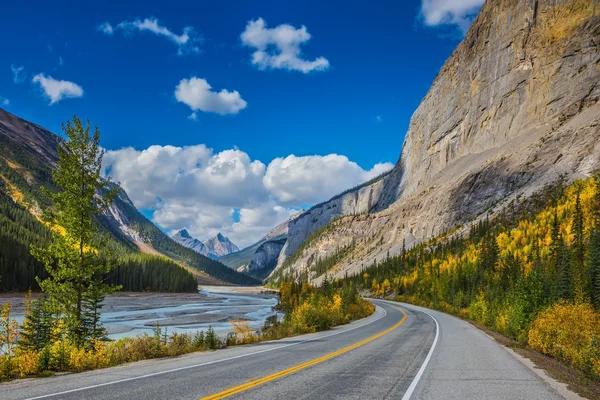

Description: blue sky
[0,0,484,246]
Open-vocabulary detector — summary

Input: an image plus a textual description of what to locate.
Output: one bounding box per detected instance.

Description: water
[9,287,279,341]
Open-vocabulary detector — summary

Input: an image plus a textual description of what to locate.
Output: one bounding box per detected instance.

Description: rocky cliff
[247,238,287,279]
[272,0,600,283]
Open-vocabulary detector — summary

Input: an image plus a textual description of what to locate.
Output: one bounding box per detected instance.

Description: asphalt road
[1,300,563,400]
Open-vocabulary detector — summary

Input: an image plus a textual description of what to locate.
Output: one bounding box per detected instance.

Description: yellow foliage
[529,302,600,378]
[15,350,40,377]
[229,319,258,344]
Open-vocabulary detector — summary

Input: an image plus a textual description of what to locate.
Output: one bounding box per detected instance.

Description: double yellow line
[201,305,407,400]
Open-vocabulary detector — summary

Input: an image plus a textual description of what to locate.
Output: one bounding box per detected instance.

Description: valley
[1,0,599,398]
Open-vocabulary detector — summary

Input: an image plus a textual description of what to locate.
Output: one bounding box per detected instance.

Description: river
[3,286,279,340]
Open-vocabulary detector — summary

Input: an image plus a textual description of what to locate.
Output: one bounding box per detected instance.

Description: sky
[0,0,484,248]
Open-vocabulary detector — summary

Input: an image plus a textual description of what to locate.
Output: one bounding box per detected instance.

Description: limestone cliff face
[273,0,600,283]
[247,238,287,279]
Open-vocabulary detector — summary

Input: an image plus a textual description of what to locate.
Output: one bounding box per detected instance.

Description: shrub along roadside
[0,280,373,381]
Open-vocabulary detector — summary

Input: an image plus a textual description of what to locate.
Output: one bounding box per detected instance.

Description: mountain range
[171,230,239,259]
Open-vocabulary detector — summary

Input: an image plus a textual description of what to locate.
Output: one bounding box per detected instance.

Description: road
[1,300,564,400]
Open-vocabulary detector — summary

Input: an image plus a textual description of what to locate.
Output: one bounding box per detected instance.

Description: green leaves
[31,116,118,346]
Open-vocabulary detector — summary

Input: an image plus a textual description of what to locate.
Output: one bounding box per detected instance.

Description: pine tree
[549,206,561,296]
[19,294,53,351]
[81,284,109,344]
[31,116,119,346]
[557,237,574,301]
[589,173,600,310]
[205,326,218,349]
[572,189,586,303]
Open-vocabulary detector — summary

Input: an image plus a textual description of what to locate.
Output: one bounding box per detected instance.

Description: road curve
[0,301,563,400]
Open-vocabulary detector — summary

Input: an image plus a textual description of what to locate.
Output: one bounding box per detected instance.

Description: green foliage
[31,116,120,346]
[106,254,197,292]
[19,294,53,351]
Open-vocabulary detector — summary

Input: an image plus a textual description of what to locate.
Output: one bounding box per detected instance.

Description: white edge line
[399,304,439,400]
[370,299,439,400]
[24,306,388,400]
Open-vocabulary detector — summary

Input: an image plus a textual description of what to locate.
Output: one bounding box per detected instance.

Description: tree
[572,189,586,303]
[557,237,574,301]
[81,284,109,344]
[31,116,119,346]
[19,294,53,351]
[589,173,600,310]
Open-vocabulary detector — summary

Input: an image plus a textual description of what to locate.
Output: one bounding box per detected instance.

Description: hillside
[0,107,259,289]
[220,211,303,271]
[270,0,600,284]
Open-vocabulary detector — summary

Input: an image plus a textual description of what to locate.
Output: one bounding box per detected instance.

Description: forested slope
[354,175,600,378]
[0,107,258,290]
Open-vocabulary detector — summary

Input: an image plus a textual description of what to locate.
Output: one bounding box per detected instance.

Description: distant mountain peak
[177,229,191,238]
[203,233,239,258]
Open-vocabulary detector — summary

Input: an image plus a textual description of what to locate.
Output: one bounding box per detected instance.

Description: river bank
[1,287,278,339]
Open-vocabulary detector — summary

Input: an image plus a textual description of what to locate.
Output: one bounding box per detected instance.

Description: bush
[528,302,600,378]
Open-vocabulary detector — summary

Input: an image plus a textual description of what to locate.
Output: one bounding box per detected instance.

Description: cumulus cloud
[102,144,393,247]
[264,155,393,206]
[32,73,84,104]
[102,145,267,210]
[241,18,329,73]
[420,0,484,34]
[99,17,202,55]
[175,77,247,115]
[11,64,25,84]
[1,97,9,106]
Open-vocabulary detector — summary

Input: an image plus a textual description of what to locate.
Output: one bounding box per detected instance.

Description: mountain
[171,231,239,259]
[219,211,304,271]
[246,237,287,280]
[0,107,259,288]
[203,233,239,258]
[269,0,600,284]
[171,229,209,254]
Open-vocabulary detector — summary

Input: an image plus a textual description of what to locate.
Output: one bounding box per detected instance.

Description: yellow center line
[200,305,408,400]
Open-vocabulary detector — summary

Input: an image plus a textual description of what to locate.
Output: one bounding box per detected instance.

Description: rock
[271,0,600,284]
[248,238,287,280]
[203,233,239,258]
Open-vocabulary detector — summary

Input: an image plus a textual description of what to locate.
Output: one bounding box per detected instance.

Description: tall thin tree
[31,116,119,346]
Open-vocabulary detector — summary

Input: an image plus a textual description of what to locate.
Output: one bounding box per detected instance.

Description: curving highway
[1,300,564,400]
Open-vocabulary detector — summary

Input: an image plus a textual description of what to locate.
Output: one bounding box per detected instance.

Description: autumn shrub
[229,319,259,345]
[16,350,40,377]
[528,302,600,378]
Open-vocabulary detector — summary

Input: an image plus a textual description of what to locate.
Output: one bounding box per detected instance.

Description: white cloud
[100,17,201,55]
[241,18,329,73]
[32,73,84,104]
[97,22,114,35]
[175,77,247,115]
[188,112,197,120]
[264,154,394,206]
[374,115,382,123]
[420,0,484,34]
[1,97,9,106]
[11,64,25,84]
[102,144,393,247]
